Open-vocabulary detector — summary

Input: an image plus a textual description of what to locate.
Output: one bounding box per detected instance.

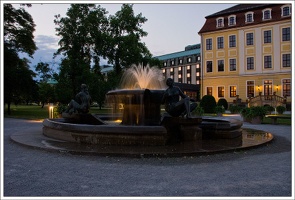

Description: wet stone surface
[11,127,273,157]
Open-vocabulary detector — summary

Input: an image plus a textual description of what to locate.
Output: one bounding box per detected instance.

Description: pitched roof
[155,48,200,61]
[205,4,272,18]
[199,4,290,34]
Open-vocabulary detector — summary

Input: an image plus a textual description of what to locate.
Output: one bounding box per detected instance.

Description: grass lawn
[263,114,292,125]
[3,104,113,120]
[3,105,292,125]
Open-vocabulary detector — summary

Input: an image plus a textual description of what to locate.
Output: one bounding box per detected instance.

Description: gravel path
[3,118,293,198]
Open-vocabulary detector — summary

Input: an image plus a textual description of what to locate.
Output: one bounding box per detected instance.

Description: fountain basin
[43,118,167,146]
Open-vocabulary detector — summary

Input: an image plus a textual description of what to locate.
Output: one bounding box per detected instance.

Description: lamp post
[49,103,54,118]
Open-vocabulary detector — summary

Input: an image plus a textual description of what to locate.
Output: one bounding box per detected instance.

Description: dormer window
[245,12,254,23]
[228,15,236,26]
[216,17,224,28]
[281,5,291,17]
[263,9,272,20]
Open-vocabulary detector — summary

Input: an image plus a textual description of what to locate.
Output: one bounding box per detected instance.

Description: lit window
[187,65,190,70]
[178,74,182,78]
[187,57,192,63]
[170,68,173,72]
[196,64,200,69]
[283,79,291,97]
[196,80,200,84]
[207,87,213,96]
[264,80,273,96]
[196,72,200,76]
[179,59,183,64]
[247,81,254,97]
[163,62,167,67]
[178,67,182,71]
[187,73,190,78]
[230,86,237,97]
[218,86,224,98]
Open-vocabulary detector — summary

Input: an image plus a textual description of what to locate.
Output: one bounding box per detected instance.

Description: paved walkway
[2,117,293,198]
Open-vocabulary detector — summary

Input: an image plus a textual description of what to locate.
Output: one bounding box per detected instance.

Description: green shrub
[229,104,242,114]
[264,104,275,114]
[217,98,228,110]
[192,105,204,116]
[200,95,216,113]
[240,107,251,119]
[276,106,286,114]
[215,105,225,114]
[249,106,267,118]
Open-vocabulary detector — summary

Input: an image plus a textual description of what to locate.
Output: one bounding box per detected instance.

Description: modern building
[198,4,292,109]
[155,44,201,100]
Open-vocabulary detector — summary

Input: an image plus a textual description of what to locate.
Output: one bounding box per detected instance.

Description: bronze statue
[161,78,197,118]
[65,84,92,114]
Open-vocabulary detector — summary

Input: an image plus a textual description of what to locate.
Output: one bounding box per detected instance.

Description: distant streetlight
[49,103,54,118]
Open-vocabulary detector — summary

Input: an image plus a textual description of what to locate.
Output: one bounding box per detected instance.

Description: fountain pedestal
[161,116,203,144]
[107,89,164,125]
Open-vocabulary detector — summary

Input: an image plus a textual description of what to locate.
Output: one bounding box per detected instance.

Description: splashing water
[120,64,165,89]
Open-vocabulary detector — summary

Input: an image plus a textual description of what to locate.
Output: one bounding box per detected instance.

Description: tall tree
[107,4,151,74]
[4,4,37,114]
[35,62,57,108]
[54,4,109,98]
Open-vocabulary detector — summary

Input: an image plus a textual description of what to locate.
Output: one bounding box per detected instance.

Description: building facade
[155,44,201,100]
[198,4,292,109]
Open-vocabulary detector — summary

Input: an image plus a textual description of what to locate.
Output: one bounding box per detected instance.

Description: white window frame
[281,5,291,17]
[228,15,236,26]
[262,8,272,20]
[216,17,224,28]
[245,12,254,23]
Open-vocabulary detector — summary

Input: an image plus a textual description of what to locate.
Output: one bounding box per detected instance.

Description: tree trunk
[7,102,11,115]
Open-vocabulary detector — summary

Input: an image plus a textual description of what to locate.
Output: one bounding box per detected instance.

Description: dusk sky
[8,2,238,71]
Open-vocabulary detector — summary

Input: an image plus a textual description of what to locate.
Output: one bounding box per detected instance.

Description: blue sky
[9,2,238,71]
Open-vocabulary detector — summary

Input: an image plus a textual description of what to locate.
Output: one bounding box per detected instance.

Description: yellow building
[198,4,292,109]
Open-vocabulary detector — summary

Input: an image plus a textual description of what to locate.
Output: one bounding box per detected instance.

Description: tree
[54,4,109,98]
[4,4,37,114]
[106,4,152,74]
[35,62,54,82]
[35,62,57,108]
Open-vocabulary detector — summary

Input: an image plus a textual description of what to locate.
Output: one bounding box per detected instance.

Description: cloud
[35,35,59,51]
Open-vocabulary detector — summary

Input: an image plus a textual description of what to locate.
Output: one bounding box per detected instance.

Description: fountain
[41,64,273,156]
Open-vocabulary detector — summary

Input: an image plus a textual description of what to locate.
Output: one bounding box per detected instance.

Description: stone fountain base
[43,118,167,146]
[42,114,244,147]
